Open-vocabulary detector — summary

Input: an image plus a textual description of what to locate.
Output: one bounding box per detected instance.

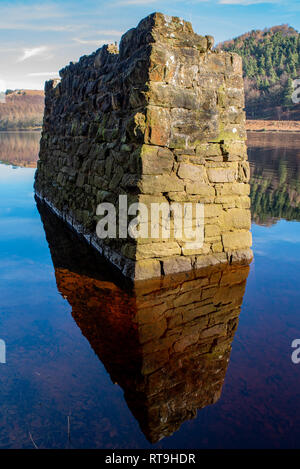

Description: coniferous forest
[218,25,300,119]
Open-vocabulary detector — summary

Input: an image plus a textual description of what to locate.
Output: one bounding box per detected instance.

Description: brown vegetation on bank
[0,90,44,130]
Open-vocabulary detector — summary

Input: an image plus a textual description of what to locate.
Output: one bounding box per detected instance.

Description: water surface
[0,132,299,449]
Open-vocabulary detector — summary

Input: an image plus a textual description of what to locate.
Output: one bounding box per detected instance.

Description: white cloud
[115,0,160,4]
[0,3,80,32]
[27,72,59,77]
[96,29,123,36]
[0,78,6,92]
[17,46,50,62]
[73,38,114,46]
[219,0,278,4]
[0,23,78,32]
[72,28,122,47]
[0,3,64,23]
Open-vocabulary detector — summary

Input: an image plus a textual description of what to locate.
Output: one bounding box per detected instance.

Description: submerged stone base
[35,12,252,280]
[36,193,252,280]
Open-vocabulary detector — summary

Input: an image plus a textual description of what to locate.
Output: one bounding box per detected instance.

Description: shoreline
[1,122,300,137]
[1,122,300,133]
[0,128,41,133]
[246,120,300,132]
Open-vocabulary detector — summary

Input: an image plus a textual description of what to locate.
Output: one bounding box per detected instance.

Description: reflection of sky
[0,164,59,308]
[252,221,300,263]
[0,165,48,261]
[0,163,133,450]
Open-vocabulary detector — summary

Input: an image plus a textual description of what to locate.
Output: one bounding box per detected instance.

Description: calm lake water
[0,131,299,449]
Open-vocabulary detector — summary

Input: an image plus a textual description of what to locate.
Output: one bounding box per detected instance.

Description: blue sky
[0,0,299,90]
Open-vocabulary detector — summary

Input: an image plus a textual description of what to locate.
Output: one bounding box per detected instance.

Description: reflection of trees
[0,132,40,167]
[248,142,300,225]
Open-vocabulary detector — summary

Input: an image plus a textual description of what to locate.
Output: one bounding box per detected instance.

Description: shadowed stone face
[37,201,250,443]
[35,12,252,280]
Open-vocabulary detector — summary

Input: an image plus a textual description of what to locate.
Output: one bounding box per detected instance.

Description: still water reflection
[0,132,299,448]
[0,131,40,167]
[39,201,249,443]
[248,132,300,225]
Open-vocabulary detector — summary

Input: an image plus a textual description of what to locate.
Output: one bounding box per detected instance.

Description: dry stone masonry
[35,12,252,280]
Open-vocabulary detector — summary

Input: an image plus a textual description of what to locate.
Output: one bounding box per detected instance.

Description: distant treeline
[218,25,300,120]
[0,90,44,130]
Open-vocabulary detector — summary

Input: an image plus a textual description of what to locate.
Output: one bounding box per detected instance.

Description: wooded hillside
[218,25,300,119]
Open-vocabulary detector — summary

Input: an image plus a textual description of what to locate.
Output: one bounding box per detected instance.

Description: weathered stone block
[177,163,206,182]
[162,256,192,275]
[135,259,162,280]
[138,174,184,194]
[185,183,215,197]
[220,208,251,230]
[207,167,237,183]
[215,182,250,196]
[222,231,252,250]
[145,106,170,146]
[139,144,174,175]
[136,242,181,259]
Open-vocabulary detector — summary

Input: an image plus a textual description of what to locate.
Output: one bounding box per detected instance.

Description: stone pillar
[35,12,252,280]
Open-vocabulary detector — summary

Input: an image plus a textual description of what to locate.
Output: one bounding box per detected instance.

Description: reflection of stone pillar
[38,200,250,443]
[35,12,252,280]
